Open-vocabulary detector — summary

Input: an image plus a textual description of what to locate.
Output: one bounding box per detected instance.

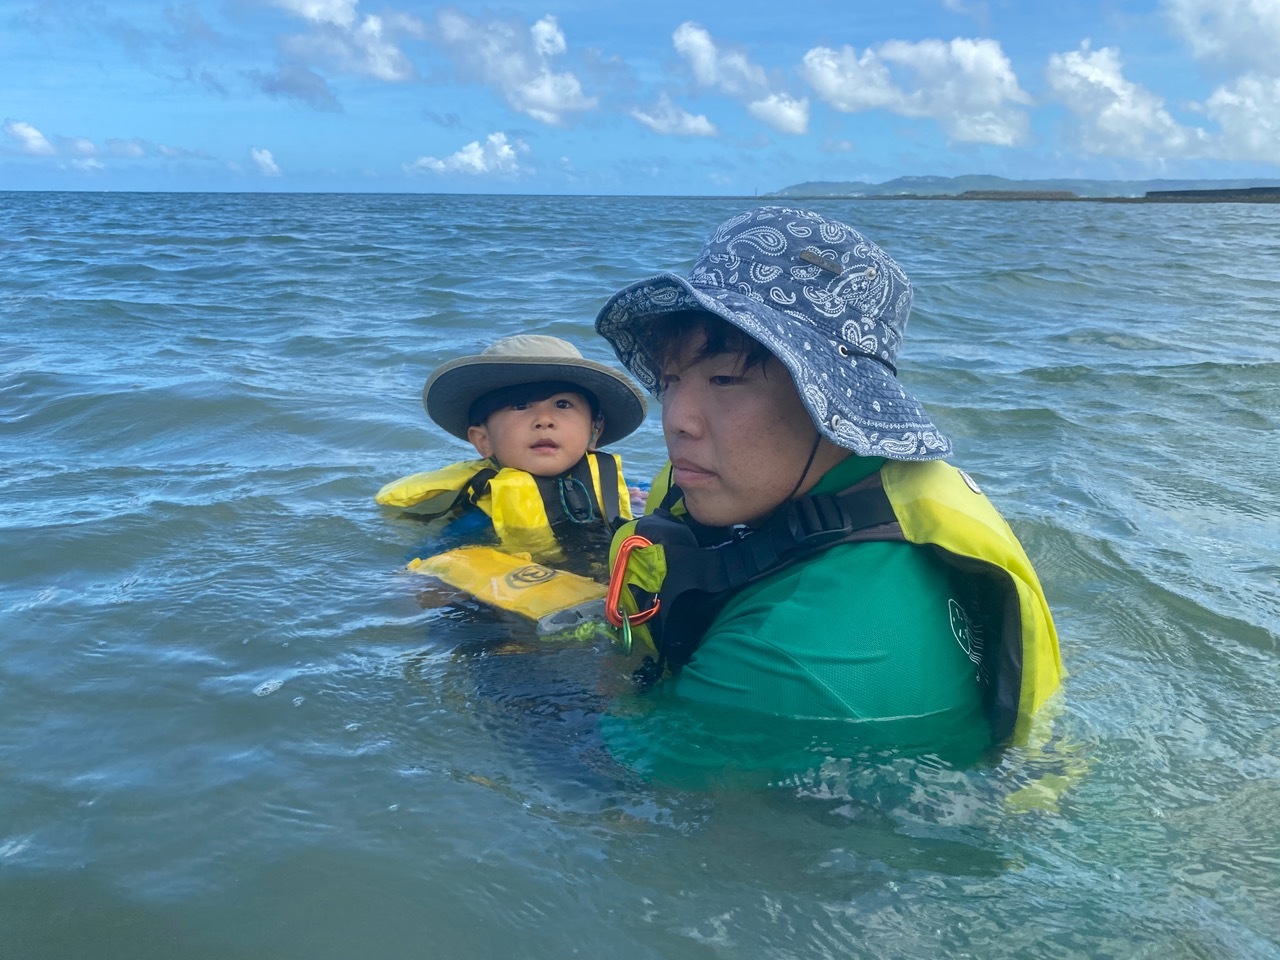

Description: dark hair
[647,310,774,376]
[468,380,600,427]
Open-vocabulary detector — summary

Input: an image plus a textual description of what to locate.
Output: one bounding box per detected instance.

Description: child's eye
[511,401,530,411]
[554,398,574,409]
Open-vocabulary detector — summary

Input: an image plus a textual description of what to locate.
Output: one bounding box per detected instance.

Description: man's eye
[709,375,740,386]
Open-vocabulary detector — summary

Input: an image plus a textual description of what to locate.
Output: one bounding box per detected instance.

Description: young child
[376,334,647,569]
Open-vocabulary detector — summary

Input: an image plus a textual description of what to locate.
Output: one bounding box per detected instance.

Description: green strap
[530,454,625,528]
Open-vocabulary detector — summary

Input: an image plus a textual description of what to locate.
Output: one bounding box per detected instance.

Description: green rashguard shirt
[665,455,988,735]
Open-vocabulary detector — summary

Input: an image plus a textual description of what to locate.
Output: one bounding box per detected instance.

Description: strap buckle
[605,535,661,630]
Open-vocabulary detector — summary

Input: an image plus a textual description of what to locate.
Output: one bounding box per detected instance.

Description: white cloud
[673,22,767,97]
[1046,42,1206,157]
[251,147,282,176]
[530,16,565,57]
[1161,0,1280,162]
[62,136,98,156]
[747,93,809,135]
[802,38,1031,145]
[271,0,358,29]
[1164,0,1280,74]
[801,46,899,112]
[631,95,718,136]
[348,14,415,81]
[281,12,417,83]
[515,69,595,126]
[404,132,529,176]
[671,22,807,135]
[942,0,991,16]
[1202,73,1280,162]
[157,143,209,159]
[2,125,212,164]
[107,138,146,158]
[435,12,596,126]
[3,119,57,155]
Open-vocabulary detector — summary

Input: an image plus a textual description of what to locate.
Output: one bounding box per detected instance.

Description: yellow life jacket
[605,459,1063,746]
[376,451,632,561]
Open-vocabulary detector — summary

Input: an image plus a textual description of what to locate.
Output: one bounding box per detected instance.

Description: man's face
[659,336,846,527]
[467,391,596,477]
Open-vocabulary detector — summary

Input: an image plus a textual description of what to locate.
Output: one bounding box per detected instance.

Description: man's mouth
[671,458,715,483]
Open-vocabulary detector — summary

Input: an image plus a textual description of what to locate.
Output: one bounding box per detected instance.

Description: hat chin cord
[784,430,823,504]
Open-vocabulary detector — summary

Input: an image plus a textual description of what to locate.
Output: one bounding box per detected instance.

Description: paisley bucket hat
[424,334,647,447]
[594,206,951,461]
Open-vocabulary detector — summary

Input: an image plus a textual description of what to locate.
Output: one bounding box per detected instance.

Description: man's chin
[682,494,731,529]
[683,490,784,530]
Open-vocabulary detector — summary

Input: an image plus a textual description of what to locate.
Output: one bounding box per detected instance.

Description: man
[596,206,1062,750]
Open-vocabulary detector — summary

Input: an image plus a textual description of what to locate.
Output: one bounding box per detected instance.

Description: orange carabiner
[605,534,661,628]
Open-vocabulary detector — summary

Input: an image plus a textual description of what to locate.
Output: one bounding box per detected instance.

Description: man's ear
[467,424,494,459]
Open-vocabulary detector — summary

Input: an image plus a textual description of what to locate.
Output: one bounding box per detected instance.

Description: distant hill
[769,175,1280,199]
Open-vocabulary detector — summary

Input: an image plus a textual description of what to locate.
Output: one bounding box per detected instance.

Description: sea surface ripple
[1,192,1278,959]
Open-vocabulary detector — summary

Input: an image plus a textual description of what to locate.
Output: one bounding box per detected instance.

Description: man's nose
[662,382,702,438]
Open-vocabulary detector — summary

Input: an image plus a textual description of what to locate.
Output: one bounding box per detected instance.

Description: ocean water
[2,191,1278,959]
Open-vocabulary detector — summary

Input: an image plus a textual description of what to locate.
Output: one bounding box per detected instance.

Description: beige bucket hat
[423,334,647,447]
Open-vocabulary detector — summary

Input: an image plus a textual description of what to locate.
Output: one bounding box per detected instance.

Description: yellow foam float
[408,545,607,638]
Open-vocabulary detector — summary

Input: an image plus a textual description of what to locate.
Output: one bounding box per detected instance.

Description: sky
[3,0,1280,194]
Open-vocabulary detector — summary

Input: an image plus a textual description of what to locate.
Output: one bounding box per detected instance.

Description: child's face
[466,390,597,477]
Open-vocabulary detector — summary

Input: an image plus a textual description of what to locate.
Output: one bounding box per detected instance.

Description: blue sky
[4,0,1279,194]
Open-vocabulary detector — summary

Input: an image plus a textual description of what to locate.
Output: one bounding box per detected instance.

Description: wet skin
[660,339,849,528]
[467,391,599,477]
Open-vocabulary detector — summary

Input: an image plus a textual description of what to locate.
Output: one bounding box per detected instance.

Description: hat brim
[424,353,647,448]
[595,273,951,461]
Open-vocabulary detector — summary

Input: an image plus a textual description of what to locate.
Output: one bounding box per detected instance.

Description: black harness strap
[631,471,1026,743]
[593,452,623,528]
[481,452,621,531]
[636,481,901,673]
[464,467,499,509]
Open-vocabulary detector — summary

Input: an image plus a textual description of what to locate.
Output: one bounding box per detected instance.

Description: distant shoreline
[768,183,1280,204]
[840,189,1280,204]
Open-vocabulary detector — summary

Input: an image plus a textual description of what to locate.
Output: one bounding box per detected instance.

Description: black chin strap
[652,431,826,549]
[784,431,823,504]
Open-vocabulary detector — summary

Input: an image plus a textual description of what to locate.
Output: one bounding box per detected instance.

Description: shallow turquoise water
[2,192,1278,958]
